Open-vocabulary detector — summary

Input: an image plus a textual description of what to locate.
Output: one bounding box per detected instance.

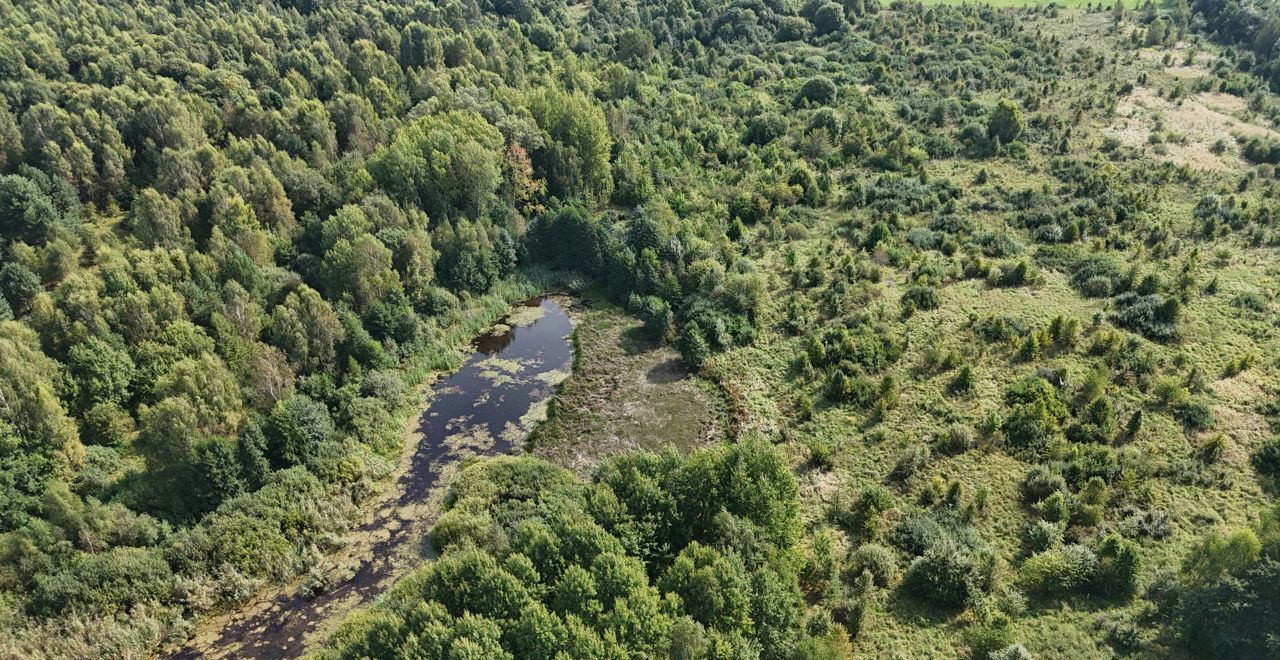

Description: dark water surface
[172,297,573,659]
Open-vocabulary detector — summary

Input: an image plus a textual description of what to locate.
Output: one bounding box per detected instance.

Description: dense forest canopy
[0,0,1279,657]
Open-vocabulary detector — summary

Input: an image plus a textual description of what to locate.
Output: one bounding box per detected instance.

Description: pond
[172,297,574,659]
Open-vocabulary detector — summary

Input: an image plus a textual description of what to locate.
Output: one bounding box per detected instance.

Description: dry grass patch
[1104,86,1280,170]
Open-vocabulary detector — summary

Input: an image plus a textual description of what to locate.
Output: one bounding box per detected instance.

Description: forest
[1,0,1279,657]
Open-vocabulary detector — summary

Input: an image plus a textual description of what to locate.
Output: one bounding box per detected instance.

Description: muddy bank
[171,297,574,659]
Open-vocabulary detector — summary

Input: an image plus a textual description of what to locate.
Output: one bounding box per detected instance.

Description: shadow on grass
[883,589,963,628]
[620,325,660,355]
[646,358,688,384]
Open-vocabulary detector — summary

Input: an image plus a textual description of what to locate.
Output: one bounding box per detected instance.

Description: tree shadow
[646,358,688,384]
[620,325,660,356]
[883,589,963,628]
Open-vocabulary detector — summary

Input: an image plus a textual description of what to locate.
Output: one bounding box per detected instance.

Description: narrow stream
[172,297,574,659]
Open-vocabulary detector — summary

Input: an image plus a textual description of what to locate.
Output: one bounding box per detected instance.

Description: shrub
[1111,292,1181,342]
[848,543,898,588]
[901,541,986,610]
[1093,534,1142,598]
[1152,376,1189,407]
[729,189,771,224]
[1080,275,1113,297]
[987,100,1024,146]
[989,645,1034,660]
[1250,436,1280,482]
[679,322,712,371]
[949,365,975,394]
[1003,378,1067,450]
[30,547,174,617]
[1018,544,1098,595]
[902,285,940,311]
[938,424,975,454]
[629,294,674,340]
[807,438,834,470]
[1118,507,1173,539]
[1003,401,1060,450]
[964,616,1017,660]
[892,510,987,558]
[810,2,846,36]
[833,485,894,537]
[1175,399,1215,431]
[890,443,931,481]
[1201,433,1228,463]
[775,16,809,41]
[1182,529,1262,585]
[1097,613,1151,654]
[1125,409,1144,438]
[988,260,1040,288]
[794,77,837,107]
[1038,491,1071,523]
[1067,397,1116,444]
[266,394,335,468]
[1069,254,1126,297]
[81,403,136,447]
[906,227,939,250]
[744,112,787,145]
[1027,520,1063,552]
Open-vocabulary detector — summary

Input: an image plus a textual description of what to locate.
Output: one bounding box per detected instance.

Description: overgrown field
[530,299,729,473]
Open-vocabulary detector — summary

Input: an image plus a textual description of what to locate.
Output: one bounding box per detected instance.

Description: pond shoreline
[169,296,576,659]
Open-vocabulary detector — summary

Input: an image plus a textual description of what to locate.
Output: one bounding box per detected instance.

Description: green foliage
[1182,529,1262,587]
[266,394,335,469]
[833,484,894,538]
[1178,560,1280,658]
[848,543,898,587]
[368,110,503,219]
[30,547,173,617]
[1251,436,1280,483]
[744,112,788,146]
[1018,544,1098,594]
[327,444,814,658]
[0,263,41,316]
[1111,292,1182,342]
[964,616,1017,660]
[811,2,847,36]
[986,99,1025,147]
[901,540,989,610]
[1067,397,1116,444]
[527,89,614,205]
[66,336,135,413]
[1002,378,1067,451]
[0,174,61,243]
[902,284,940,312]
[629,294,674,341]
[795,77,838,107]
[679,322,712,372]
